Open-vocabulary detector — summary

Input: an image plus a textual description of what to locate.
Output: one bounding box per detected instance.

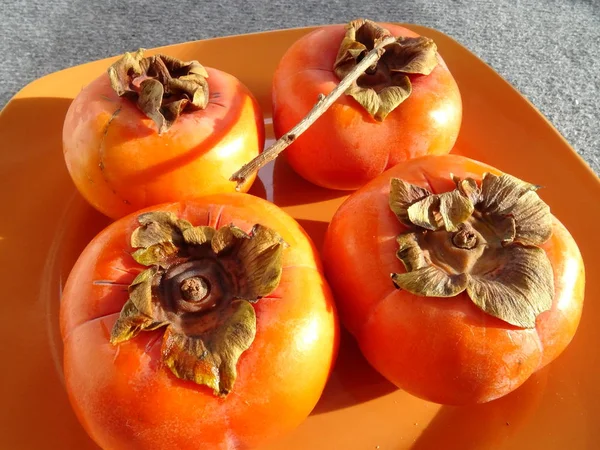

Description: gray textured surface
[1,0,598,173]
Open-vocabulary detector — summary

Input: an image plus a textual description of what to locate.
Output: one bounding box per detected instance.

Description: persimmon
[322,154,585,405]
[63,50,264,219]
[270,19,462,190]
[60,193,338,449]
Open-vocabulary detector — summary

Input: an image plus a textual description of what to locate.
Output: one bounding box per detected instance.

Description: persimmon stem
[230,35,398,189]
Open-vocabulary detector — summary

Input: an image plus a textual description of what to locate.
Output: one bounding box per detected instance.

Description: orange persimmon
[63,50,264,219]
[60,193,338,449]
[322,154,585,405]
[271,20,462,190]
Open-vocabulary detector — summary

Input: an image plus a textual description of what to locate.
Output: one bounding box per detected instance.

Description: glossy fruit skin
[63,67,265,219]
[60,193,338,450]
[322,155,585,405]
[272,23,462,190]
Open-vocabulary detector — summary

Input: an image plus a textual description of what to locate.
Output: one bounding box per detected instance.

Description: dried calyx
[389,173,554,328]
[334,19,439,121]
[108,49,209,134]
[110,211,287,396]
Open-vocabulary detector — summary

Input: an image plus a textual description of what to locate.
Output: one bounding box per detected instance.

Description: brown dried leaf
[492,215,517,243]
[168,75,209,110]
[334,19,391,78]
[136,211,178,227]
[107,49,145,96]
[346,77,412,121]
[137,78,167,133]
[127,267,159,317]
[159,55,208,79]
[211,225,250,254]
[110,299,155,344]
[438,190,475,232]
[395,232,428,272]
[479,173,539,216]
[230,225,286,299]
[393,231,469,296]
[161,300,256,396]
[407,195,442,230]
[107,50,209,132]
[511,191,553,246]
[187,61,209,79]
[455,177,481,204]
[334,36,368,78]
[129,265,157,286]
[182,226,216,246]
[389,173,555,328]
[382,36,438,75]
[392,266,469,297]
[131,241,178,267]
[143,56,172,85]
[478,173,551,246]
[389,178,432,227]
[467,245,554,328]
[160,99,189,131]
[401,182,476,231]
[131,211,190,249]
[353,19,391,48]
[333,20,438,120]
[345,83,380,117]
[109,271,168,346]
[113,213,286,397]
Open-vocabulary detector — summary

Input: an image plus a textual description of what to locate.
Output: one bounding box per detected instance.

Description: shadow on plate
[411,366,549,450]
[310,328,398,415]
[295,218,330,252]
[270,156,348,207]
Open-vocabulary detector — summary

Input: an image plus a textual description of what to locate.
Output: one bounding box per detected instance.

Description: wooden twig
[230,35,397,189]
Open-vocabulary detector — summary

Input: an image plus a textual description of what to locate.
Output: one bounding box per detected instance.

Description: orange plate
[1,24,599,450]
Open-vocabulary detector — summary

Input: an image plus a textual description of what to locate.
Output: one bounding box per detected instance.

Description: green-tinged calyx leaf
[182,226,216,246]
[127,267,159,316]
[224,224,287,300]
[132,241,178,267]
[110,299,165,344]
[131,211,191,249]
[333,19,439,121]
[162,300,256,396]
[108,49,209,133]
[109,211,287,396]
[388,173,554,328]
[211,224,250,254]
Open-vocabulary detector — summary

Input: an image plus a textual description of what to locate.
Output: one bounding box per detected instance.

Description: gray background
[2,0,598,174]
